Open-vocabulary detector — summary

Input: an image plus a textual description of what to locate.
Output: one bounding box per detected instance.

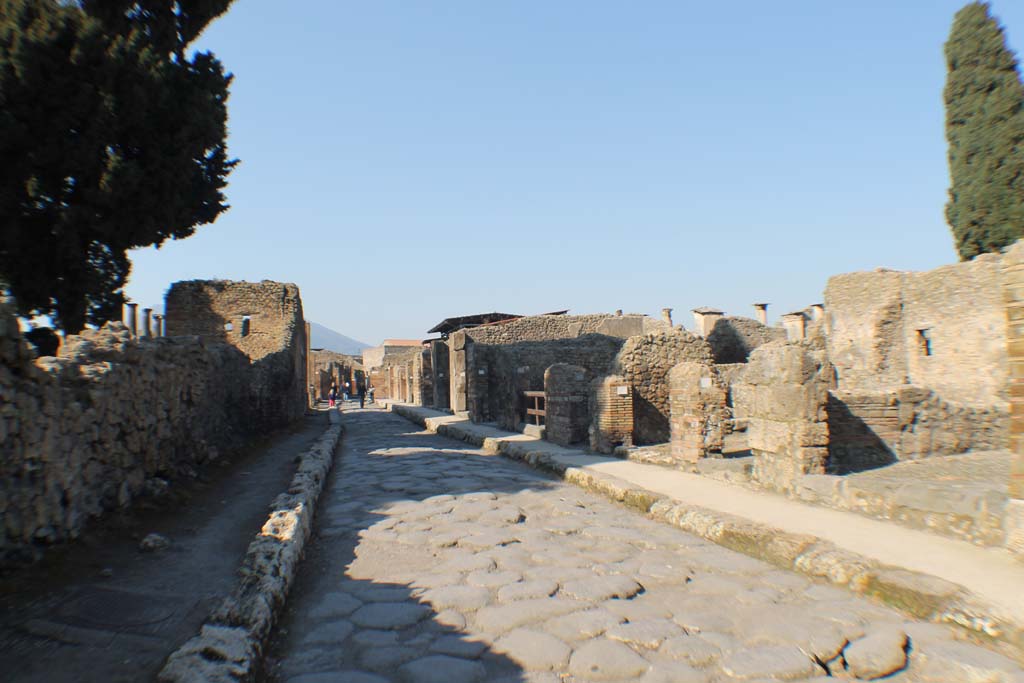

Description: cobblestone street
[266,406,1024,683]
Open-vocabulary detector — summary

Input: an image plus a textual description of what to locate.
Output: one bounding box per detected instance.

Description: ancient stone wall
[463,313,666,345]
[589,375,634,453]
[825,255,1006,407]
[733,340,832,492]
[470,336,624,431]
[0,305,269,565]
[1002,240,1024,554]
[165,280,306,426]
[706,316,786,364]
[611,329,714,444]
[544,364,593,446]
[823,256,1010,462]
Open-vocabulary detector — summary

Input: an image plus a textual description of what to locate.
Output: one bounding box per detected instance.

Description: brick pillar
[126,302,138,337]
[753,303,768,325]
[1002,241,1024,555]
[589,375,634,453]
[142,308,153,338]
[669,361,728,466]
[545,364,591,446]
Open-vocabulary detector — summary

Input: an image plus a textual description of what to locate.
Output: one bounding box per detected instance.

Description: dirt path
[0,411,328,683]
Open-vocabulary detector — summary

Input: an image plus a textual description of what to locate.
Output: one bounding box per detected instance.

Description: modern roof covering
[428,312,522,335]
[381,339,423,346]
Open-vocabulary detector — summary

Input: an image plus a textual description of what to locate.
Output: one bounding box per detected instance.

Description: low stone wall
[828,388,1009,473]
[544,364,592,446]
[612,329,714,444]
[0,299,305,565]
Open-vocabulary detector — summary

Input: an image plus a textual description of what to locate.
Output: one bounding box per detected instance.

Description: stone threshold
[386,401,1024,658]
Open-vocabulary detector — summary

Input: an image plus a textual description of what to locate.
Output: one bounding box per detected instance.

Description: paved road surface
[266,406,1024,683]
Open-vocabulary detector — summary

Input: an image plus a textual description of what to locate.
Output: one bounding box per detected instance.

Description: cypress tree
[0,1,236,333]
[944,2,1024,260]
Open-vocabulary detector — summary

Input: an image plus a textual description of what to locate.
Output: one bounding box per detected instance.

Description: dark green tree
[0,0,236,333]
[945,2,1024,260]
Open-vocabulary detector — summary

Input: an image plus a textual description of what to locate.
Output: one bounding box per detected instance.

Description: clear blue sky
[123,0,1024,346]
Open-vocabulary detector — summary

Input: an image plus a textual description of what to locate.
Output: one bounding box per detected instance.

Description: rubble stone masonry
[1003,241,1024,554]
[612,329,714,444]
[1,280,308,565]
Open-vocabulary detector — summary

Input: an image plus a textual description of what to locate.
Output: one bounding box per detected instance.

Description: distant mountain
[309,321,371,355]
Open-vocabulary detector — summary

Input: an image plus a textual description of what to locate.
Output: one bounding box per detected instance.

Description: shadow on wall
[264,409,570,681]
[706,317,786,365]
[825,394,898,474]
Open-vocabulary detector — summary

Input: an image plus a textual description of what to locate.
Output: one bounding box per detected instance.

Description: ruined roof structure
[428,312,523,335]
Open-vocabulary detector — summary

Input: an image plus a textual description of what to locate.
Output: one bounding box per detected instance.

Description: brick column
[589,375,633,453]
[1002,241,1024,555]
[545,364,591,446]
[669,361,728,466]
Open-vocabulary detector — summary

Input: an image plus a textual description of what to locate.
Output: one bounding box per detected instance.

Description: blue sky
[123,1,1024,346]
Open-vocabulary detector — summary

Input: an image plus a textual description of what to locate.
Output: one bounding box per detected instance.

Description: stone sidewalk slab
[386,402,1024,652]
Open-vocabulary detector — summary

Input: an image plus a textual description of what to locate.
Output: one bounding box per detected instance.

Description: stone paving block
[349,602,430,630]
[309,592,363,619]
[397,654,486,683]
[496,579,559,603]
[658,635,722,666]
[842,627,908,680]
[301,620,354,645]
[474,598,582,635]
[465,569,522,588]
[719,645,820,680]
[428,634,489,659]
[357,646,418,672]
[639,662,710,683]
[350,630,398,647]
[560,575,643,601]
[568,638,651,680]
[605,618,682,648]
[542,608,625,642]
[421,585,491,611]
[493,628,572,671]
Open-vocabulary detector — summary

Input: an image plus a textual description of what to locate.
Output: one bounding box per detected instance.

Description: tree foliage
[0,0,236,332]
[944,2,1024,260]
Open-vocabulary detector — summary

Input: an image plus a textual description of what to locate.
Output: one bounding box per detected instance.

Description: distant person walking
[343,381,351,401]
[328,385,336,408]
[368,385,375,404]
[358,384,366,409]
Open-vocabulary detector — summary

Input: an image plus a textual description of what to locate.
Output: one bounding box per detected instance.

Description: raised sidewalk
[384,402,1024,653]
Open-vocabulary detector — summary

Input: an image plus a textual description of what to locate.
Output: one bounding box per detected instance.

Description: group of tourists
[327,381,374,409]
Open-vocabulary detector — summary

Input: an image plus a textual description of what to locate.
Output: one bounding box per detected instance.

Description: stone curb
[390,403,1024,654]
[157,410,344,683]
